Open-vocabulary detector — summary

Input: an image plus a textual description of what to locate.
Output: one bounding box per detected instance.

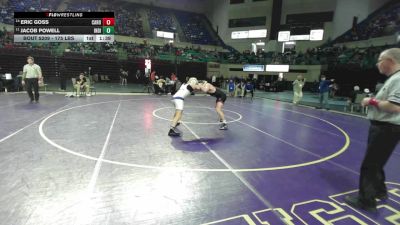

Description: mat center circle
[152,106,242,124]
[38,99,350,172]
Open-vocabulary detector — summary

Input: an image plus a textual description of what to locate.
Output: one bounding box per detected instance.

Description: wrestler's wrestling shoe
[168,127,181,136]
[219,123,228,130]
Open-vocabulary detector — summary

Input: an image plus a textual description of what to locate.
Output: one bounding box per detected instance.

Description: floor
[22,81,357,114]
[0,93,399,225]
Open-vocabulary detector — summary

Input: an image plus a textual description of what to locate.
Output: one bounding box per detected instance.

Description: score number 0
[102,18,114,26]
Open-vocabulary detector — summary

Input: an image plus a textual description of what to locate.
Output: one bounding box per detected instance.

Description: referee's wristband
[368,98,380,107]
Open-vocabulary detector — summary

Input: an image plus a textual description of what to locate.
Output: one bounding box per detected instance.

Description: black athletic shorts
[210,88,227,103]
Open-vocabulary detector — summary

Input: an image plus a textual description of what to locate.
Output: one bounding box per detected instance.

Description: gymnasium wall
[278,0,335,53]
[205,0,272,52]
[206,0,393,52]
[208,0,335,52]
[115,35,224,52]
[207,62,325,82]
[123,0,207,13]
[332,0,391,39]
[334,35,398,49]
[276,22,334,54]
[280,0,336,25]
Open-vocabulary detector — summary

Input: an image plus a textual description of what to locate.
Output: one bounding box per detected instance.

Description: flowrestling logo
[203,183,400,225]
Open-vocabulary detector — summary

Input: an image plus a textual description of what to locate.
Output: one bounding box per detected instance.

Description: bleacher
[65,1,97,12]
[0,0,398,115]
[8,0,384,67]
[10,0,40,11]
[61,56,120,81]
[334,0,400,43]
[148,8,176,33]
[0,48,56,79]
[10,0,60,11]
[175,11,217,45]
[114,6,144,37]
[0,3,13,24]
[0,1,223,46]
[0,47,120,82]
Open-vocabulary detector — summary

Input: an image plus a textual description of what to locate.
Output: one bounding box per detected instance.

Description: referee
[22,56,42,103]
[345,48,400,212]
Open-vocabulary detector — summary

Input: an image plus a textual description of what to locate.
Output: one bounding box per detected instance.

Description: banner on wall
[310,29,324,41]
[243,64,265,72]
[232,29,267,39]
[156,31,174,39]
[266,64,289,72]
[278,31,290,42]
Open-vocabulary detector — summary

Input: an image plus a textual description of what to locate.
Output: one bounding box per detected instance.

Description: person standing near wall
[344,48,400,212]
[243,80,254,100]
[228,79,235,97]
[235,80,242,97]
[317,75,334,110]
[120,68,128,86]
[292,75,306,104]
[211,74,217,86]
[22,56,42,103]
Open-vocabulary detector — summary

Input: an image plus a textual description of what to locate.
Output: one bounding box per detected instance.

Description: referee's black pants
[26,78,39,101]
[359,120,400,206]
[244,89,254,98]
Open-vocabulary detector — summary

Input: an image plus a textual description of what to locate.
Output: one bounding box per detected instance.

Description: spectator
[346,85,363,111]
[211,74,216,86]
[292,75,306,104]
[243,80,254,100]
[170,72,177,82]
[330,83,339,98]
[120,68,128,86]
[227,80,235,97]
[75,73,90,97]
[317,75,334,110]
